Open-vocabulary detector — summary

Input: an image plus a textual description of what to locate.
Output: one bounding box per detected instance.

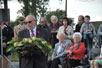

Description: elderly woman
[57,17,73,44]
[65,32,86,68]
[50,15,61,48]
[49,33,69,68]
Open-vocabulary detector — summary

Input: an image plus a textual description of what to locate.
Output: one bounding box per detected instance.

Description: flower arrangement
[7,37,52,56]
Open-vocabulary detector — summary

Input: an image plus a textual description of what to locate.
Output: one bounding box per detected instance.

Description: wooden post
[4,0,8,8]
[65,0,67,17]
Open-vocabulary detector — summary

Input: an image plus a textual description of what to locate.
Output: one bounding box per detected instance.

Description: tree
[45,9,65,24]
[17,0,49,18]
[58,0,67,16]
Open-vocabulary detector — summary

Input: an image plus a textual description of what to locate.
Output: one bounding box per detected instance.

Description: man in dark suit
[18,15,49,68]
[37,17,51,42]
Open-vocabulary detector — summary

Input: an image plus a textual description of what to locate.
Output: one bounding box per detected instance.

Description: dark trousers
[83,33,93,56]
[49,58,60,68]
[19,54,48,68]
[33,54,48,68]
[68,58,80,67]
[99,35,102,46]
[19,55,34,68]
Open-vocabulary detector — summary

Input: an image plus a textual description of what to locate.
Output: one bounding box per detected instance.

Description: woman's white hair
[73,32,82,41]
[51,15,58,22]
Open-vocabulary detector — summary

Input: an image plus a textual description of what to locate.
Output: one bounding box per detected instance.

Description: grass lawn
[11,51,52,62]
[11,52,19,62]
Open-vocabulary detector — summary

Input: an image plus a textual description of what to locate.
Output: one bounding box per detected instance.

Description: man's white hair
[57,33,67,39]
[73,32,82,41]
[51,15,58,22]
[26,15,36,21]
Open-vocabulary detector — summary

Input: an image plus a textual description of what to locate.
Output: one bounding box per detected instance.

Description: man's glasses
[41,21,45,23]
[25,20,33,24]
[78,20,82,21]
[19,20,24,21]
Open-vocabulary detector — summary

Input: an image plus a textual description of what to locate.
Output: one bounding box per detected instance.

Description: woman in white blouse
[57,17,73,44]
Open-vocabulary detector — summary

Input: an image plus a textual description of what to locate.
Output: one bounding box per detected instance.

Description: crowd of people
[0,14,102,68]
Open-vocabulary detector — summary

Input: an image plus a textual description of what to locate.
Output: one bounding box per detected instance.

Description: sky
[6,0,102,23]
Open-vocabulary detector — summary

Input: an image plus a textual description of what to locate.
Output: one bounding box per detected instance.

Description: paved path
[8,62,19,68]
[8,62,85,68]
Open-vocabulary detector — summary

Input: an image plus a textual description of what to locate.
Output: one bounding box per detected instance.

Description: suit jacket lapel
[25,29,30,38]
[36,26,41,37]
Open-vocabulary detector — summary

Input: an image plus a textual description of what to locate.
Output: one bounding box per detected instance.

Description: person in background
[97,24,102,46]
[0,22,14,68]
[65,32,86,68]
[14,17,26,39]
[57,17,73,44]
[90,46,102,68]
[38,17,50,29]
[74,15,84,32]
[50,15,61,48]
[80,15,96,56]
[49,33,69,68]
[38,17,51,42]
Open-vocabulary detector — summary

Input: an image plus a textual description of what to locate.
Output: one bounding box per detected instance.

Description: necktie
[31,29,35,37]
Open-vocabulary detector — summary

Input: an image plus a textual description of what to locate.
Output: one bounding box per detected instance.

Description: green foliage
[7,37,52,56]
[9,19,18,29]
[17,0,49,18]
[45,9,65,23]
[11,52,19,62]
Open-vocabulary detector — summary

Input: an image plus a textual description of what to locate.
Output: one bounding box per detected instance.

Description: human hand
[20,50,28,54]
[65,50,72,54]
[51,57,55,60]
[90,28,92,31]
[3,42,6,47]
[94,35,97,37]
[83,28,86,32]
[96,57,102,60]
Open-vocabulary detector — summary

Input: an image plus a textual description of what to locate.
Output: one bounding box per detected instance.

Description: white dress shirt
[29,26,37,37]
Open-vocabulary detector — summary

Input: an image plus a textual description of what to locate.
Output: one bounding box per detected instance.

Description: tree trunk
[4,0,8,8]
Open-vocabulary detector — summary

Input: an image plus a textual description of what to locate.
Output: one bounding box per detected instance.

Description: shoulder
[80,42,85,47]
[19,29,28,34]
[59,26,64,29]
[14,25,19,29]
[55,42,59,46]
[82,23,85,26]
[90,23,94,25]
[100,24,102,26]
[81,23,86,27]
[99,24,102,28]
[67,25,72,28]
[64,40,69,44]
[75,24,79,27]
[55,42,60,48]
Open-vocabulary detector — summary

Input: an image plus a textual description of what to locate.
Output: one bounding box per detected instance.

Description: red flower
[37,30,40,34]
[66,29,68,32]
[62,46,64,48]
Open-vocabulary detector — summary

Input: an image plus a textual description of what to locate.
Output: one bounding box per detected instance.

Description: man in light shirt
[14,17,26,38]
